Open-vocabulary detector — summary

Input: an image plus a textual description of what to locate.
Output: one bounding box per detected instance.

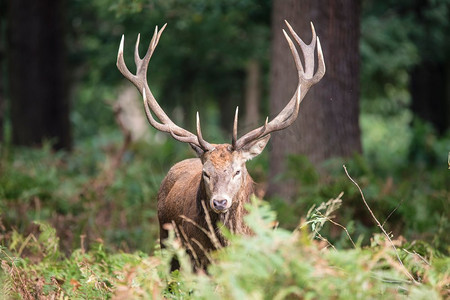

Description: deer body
[158,144,261,268]
[116,21,325,269]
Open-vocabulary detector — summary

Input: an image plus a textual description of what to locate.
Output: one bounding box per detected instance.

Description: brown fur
[157,147,254,270]
[201,144,233,167]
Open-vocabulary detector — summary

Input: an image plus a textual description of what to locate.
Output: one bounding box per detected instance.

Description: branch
[343,165,417,284]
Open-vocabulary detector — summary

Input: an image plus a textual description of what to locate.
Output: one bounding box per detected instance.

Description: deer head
[117,21,325,214]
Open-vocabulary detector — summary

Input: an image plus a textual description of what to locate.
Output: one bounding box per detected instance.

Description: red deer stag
[117,21,325,269]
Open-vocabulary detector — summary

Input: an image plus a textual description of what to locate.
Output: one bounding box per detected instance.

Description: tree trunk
[0,0,7,143]
[244,60,261,130]
[268,0,362,199]
[8,0,70,150]
[410,62,450,135]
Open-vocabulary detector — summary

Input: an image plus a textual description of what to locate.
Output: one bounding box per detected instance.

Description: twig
[180,216,214,243]
[177,225,200,266]
[343,165,417,284]
[80,234,86,254]
[382,196,405,227]
[403,249,431,266]
[179,215,222,252]
[316,233,336,251]
[319,213,357,248]
[200,200,222,249]
[191,238,214,266]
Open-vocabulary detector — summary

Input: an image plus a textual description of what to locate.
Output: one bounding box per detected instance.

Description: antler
[117,24,214,152]
[232,20,325,150]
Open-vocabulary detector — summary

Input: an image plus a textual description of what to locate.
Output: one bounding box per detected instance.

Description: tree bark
[407,1,450,135]
[410,62,450,135]
[0,0,7,143]
[244,60,261,130]
[8,0,70,150]
[268,0,362,199]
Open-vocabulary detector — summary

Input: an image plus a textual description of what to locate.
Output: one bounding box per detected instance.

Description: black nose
[213,199,228,211]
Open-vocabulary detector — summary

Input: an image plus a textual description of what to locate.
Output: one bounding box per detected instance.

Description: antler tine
[234,116,269,149]
[234,21,325,150]
[283,29,304,74]
[286,20,326,85]
[232,107,239,148]
[135,25,164,79]
[141,24,167,71]
[196,112,214,151]
[312,36,326,84]
[134,33,141,67]
[117,24,213,152]
[117,35,134,83]
[284,21,313,53]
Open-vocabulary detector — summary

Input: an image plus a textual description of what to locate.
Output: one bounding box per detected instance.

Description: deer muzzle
[211,196,231,213]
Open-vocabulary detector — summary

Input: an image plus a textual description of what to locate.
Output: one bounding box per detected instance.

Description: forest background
[0,0,449,298]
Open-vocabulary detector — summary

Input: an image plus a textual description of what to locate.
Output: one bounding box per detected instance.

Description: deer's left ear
[239,134,271,161]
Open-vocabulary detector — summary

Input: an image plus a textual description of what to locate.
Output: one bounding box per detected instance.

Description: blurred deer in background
[117,21,325,269]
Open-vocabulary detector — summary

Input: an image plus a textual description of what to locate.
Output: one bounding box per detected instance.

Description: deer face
[200,136,270,214]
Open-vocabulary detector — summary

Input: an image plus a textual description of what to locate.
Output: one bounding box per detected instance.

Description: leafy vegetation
[68,0,271,141]
[1,0,449,298]
[1,196,448,299]
[0,120,448,298]
[266,108,449,253]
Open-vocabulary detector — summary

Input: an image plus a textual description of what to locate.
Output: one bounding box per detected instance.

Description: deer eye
[203,171,210,180]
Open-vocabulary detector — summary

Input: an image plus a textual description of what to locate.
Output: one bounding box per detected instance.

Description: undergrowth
[0,134,192,254]
[0,198,448,299]
[0,122,448,298]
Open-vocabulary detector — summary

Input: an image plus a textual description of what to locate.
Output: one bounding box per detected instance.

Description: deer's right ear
[239,134,271,161]
[190,143,204,157]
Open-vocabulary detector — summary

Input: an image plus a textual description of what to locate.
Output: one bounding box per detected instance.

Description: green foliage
[0,133,193,254]
[360,12,419,110]
[360,0,450,114]
[0,222,150,299]
[0,113,448,297]
[272,161,448,254]
[67,0,271,141]
[266,100,450,253]
[1,200,448,299]
[1,1,449,297]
